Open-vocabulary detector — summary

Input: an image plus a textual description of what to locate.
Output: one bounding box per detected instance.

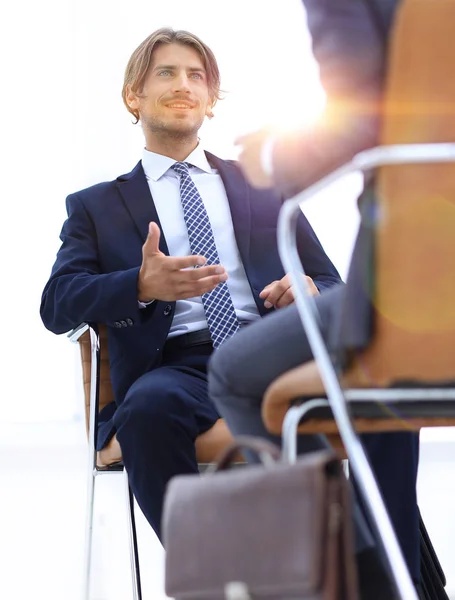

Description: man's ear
[206,99,215,119]
[125,84,140,111]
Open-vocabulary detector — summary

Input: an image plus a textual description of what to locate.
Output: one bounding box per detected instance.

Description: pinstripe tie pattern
[172,162,240,348]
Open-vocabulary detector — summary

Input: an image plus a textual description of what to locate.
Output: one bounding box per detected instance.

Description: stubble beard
[143,113,204,143]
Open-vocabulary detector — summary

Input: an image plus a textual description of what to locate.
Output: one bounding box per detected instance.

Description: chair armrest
[278,142,455,394]
[67,322,89,343]
[67,322,102,464]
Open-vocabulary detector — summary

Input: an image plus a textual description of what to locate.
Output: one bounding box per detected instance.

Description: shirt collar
[141,143,213,182]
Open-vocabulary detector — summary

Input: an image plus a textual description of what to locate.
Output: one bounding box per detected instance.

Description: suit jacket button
[126,318,134,326]
[163,304,172,316]
[120,320,128,327]
[114,321,122,328]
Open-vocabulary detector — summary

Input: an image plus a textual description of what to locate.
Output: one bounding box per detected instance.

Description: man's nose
[172,72,191,93]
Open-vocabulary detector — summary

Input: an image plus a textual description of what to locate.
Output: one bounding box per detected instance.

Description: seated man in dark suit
[208,2,421,599]
[40,27,341,542]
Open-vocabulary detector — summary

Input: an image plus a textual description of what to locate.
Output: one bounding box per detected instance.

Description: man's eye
[190,73,203,79]
[158,70,171,76]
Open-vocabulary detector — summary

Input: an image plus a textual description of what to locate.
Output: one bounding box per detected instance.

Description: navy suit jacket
[40,152,341,448]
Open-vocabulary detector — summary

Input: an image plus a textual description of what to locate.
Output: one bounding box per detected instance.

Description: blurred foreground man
[209,2,421,599]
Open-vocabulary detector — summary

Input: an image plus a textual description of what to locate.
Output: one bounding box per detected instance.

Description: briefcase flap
[163,449,345,599]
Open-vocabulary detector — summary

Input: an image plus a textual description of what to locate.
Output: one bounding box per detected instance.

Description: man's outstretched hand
[137,222,228,302]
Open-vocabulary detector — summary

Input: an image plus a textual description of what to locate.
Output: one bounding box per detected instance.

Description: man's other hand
[260,273,319,309]
[137,222,228,302]
[235,129,274,188]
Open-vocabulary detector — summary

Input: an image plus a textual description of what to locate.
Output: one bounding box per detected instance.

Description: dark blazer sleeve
[295,210,342,291]
[40,192,153,334]
[273,0,398,197]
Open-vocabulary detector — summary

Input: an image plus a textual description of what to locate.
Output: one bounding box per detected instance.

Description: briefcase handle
[209,435,281,472]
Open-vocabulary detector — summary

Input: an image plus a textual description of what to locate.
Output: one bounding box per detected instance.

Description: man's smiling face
[128,42,213,141]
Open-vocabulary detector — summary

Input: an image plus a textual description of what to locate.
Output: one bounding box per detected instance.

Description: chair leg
[340,418,419,600]
[124,471,142,600]
[83,465,96,600]
[281,399,418,600]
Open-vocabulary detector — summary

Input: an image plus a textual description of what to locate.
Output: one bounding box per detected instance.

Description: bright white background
[0,1,453,599]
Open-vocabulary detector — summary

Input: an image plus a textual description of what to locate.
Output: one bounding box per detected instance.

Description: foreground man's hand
[235,129,274,188]
[260,274,319,309]
[138,222,228,302]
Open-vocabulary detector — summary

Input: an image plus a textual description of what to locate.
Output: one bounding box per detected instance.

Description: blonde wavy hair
[122,28,222,123]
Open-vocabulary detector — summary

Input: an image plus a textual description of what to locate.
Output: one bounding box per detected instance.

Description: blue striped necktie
[172,161,240,348]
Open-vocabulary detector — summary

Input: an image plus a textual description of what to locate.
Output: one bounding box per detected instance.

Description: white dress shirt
[141,145,261,338]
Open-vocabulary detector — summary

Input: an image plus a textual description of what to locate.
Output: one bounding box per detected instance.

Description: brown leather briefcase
[163,437,358,599]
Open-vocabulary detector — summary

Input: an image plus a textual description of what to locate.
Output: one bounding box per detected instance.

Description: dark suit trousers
[208,286,420,582]
[113,341,219,541]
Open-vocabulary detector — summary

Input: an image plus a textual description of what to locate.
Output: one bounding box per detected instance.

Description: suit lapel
[115,161,170,255]
[115,155,252,261]
[206,152,251,264]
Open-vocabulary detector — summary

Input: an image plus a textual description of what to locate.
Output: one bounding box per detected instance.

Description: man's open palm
[137,222,228,302]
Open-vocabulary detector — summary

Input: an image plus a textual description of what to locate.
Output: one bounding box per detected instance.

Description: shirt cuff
[260,136,276,178]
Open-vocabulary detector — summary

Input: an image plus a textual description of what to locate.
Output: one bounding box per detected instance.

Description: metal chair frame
[69,323,142,600]
[68,323,239,599]
[278,142,455,600]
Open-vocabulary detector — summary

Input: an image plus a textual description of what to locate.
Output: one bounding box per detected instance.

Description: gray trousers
[208,285,420,575]
[207,286,374,552]
[209,286,343,443]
